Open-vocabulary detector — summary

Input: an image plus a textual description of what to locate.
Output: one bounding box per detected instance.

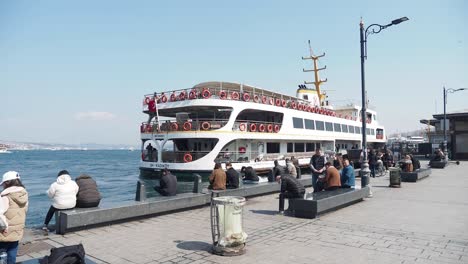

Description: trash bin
[389,167,401,188]
[210,196,247,256]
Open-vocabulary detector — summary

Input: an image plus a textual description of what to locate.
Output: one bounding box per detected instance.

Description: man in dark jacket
[76,174,101,208]
[276,174,305,213]
[241,166,259,181]
[368,149,377,178]
[225,162,239,189]
[310,148,325,191]
[269,160,286,182]
[154,169,177,196]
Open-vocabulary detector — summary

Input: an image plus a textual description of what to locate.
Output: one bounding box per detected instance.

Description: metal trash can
[389,167,401,188]
[210,196,247,256]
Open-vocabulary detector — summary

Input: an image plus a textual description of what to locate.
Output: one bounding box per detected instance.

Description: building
[420,110,468,160]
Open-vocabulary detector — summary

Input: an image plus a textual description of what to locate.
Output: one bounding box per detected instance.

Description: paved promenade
[19,162,468,263]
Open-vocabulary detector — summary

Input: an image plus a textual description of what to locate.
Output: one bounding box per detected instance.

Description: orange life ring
[243,93,250,102]
[281,99,287,107]
[238,147,246,154]
[298,104,304,111]
[201,121,211,130]
[183,122,192,131]
[189,90,197,99]
[291,101,297,109]
[250,123,257,132]
[269,98,274,105]
[161,95,168,103]
[183,153,192,163]
[219,91,227,99]
[144,97,151,105]
[231,91,239,100]
[262,96,267,104]
[202,89,211,99]
[275,98,281,106]
[170,93,177,102]
[253,95,260,102]
[171,123,179,131]
[259,124,266,132]
[274,124,280,133]
[146,124,152,133]
[179,91,186,101]
[267,124,273,132]
[239,123,247,131]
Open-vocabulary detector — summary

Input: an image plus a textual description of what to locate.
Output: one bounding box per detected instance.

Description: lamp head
[456,88,467,91]
[391,17,409,25]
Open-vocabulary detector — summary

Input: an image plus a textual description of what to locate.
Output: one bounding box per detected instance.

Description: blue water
[0,150,150,227]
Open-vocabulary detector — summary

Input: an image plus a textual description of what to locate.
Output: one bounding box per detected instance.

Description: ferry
[139,50,386,177]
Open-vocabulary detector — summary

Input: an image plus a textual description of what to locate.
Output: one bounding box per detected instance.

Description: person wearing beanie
[43,170,79,232]
[0,171,28,264]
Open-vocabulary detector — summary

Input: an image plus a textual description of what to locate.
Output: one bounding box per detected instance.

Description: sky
[1,0,467,145]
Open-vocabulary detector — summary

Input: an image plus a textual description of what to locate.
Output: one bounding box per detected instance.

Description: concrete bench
[286,186,370,219]
[401,168,431,182]
[216,176,312,197]
[429,160,447,168]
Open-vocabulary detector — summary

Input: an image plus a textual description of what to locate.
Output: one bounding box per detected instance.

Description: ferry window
[376,129,384,139]
[295,143,305,152]
[356,126,361,134]
[366,128,370,135]
[303,95,309,100]
[293,117,304,129]
[304,119,315,130]
[306,143,315,152]
[348,126,354,133]
[287,143,293,153]
[354,126,359,134]
[342,124,348,133]
[334,123,341,132]
[267,142,280,153]
[325,122,333,131]
[371,129,375,135]
[316,121,325,131]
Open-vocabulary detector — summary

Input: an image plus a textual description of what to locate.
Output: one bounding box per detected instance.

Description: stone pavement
[18,161,468,263]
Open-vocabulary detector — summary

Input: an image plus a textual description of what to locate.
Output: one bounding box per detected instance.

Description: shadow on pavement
[175,241,212,252]
[371,185,390,188]
[250,209,278,215]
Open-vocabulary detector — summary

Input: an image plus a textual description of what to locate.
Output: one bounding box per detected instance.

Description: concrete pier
[18,162,468,263]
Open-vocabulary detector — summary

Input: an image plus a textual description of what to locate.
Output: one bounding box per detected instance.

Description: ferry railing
[161,151,211,163]
[232,120,282,133]
[140,118,230,133]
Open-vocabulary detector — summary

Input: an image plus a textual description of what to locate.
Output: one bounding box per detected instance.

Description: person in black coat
[241,166,259,181]
[225,162,239,189]
[368,149,377,178]
[276,174,305,212]
[154,169,177,196]
[76,174,101,208]
[409,154,421,170]
[269,160,286,182]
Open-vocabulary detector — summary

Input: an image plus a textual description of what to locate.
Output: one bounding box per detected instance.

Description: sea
[0,150,193,228]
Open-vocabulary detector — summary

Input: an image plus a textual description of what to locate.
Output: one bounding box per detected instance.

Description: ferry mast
[302,40,327,106]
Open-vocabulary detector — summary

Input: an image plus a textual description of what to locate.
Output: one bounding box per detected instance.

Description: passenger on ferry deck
[269,160,285,182]
[146,143,155,161]
[340,158,355,188]
[316,162,341,192]
[310,148,326,192]
[209,163,226,190]
[286,159,297,177]
[276,174,305,213]
[154,169,177,196]
[241,166,259,182]
[225,162,239,189]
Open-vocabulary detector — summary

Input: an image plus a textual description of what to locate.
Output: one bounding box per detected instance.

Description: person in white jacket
[43,170,79,231]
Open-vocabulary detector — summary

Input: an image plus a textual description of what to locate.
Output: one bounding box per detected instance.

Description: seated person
[276,174,305,213]
[154,169,177,196]
[315,162,341,192]
[340,158,355,188]
[225,162,239,189]
[401,155,413,172]
[431,149,445,162]
[410,154,420,171]
[269,160,286,182]
[75,174,101,208]
[241,166,259,182]
[209,163,226,190]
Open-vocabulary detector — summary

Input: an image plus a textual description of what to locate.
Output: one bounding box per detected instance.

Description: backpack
[39,244,85,264]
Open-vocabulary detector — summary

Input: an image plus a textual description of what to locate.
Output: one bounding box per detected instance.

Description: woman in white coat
[43,170,79,231]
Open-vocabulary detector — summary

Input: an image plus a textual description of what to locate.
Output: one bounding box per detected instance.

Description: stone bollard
[296,167,301,179]
[135,180,146,201]
[193,173,203,193]
[238,173,244,188]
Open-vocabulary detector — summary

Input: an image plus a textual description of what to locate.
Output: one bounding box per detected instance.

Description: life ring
[311,107,316,113]
[253,95,260,102]
[262,96,267,104]
[161,95,168,103]
[291,101,297,109]
[146,125,152,133]
[170,93,177,102]
[171,123,179,131]
[231,91,239,100]
[281,99,287,107]
[189,90,197,99]
[250,123,257,132]
[219,91,227,99]
[179,91,186,101]
[275,98,281,106]
[140,124,145,133]
[183,121,192,131]
[144,97,151,105]
[183,153,192,163]
[239,123,247,131]
[259,123,266,132]
[345,115,349,119]
[243,93,250,102]
[202,89,211,99]
[314,106,319,113]
[267,124,273,132]
[201,121,211,130]
[274,124,280,133]
[269,98,274,105]
[238,147,246,154]
[298,104,304,111]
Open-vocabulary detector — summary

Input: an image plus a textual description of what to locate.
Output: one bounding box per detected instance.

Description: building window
[267,142,280,153]
[334,123,341,132]
[316,121,325,131]
[293,117,304,129]
[342,124,348,133]
[325,122,333,131]
[295,143,305,152]
[287,143,293,153]
[305,119,315,130]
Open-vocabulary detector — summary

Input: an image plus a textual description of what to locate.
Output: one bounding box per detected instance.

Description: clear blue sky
[1,0,467,145]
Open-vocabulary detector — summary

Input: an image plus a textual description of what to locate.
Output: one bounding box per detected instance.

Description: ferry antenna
[302,40,328,106]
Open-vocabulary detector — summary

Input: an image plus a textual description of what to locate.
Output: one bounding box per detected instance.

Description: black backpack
[40,244,85,264]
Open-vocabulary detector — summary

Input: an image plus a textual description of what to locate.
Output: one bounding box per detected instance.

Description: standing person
[146,143,154,161]
[333,153,344,172]
[316,162,341,192]
[209,163,226,190]
[154,169,177,196]
[276,174,305,213]
[75,174,101,208]
[225,162,239,189]
[270,160,285,182]
[383,149,393,170]
[43,170,79,232]
[241,166,259,182]
[340,158,355,188]
[0,171,28,264]
[291,156,301,179]
[310,148,326,192]
[368,149,377,178]
[286,159,297,177]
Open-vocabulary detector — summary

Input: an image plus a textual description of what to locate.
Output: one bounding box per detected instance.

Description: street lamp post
[359,17,409,187]
[443,87,467,159]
